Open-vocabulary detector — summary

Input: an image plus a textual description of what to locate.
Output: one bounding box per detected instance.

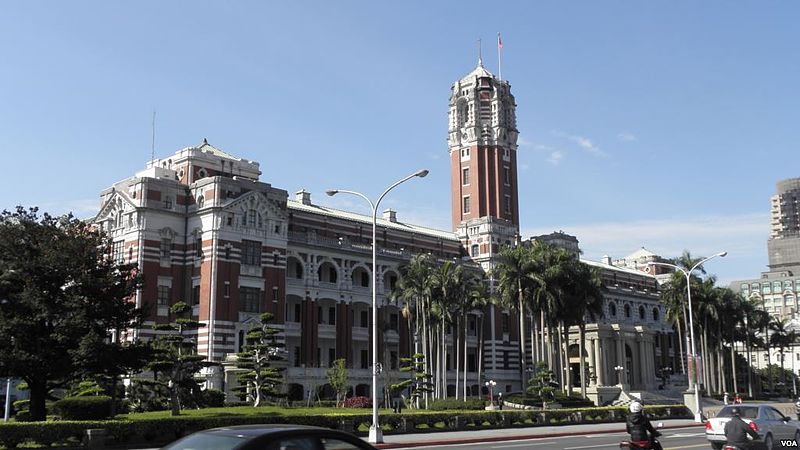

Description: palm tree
[567,261,603,398]
[391,254,435,404]
[769,317,799,393]
[494,244,537,390]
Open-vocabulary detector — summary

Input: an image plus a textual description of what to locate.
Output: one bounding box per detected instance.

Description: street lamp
[485,379,497,404]
[326,168,429,444]
[614,365,624,385]
[649,251,727,422]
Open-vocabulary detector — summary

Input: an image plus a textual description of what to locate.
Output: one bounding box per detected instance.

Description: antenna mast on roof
[150,109,156,164]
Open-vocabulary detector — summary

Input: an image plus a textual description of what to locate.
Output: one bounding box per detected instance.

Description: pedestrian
[497,392,503,410]
[734,393,742,404]
[723,392,729,405]
[795,396,800,421]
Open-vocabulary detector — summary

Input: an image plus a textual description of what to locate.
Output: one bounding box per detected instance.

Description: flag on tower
[498,33,503,49]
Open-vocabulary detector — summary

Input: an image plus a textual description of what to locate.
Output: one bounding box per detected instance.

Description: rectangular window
[192,285,201,305]
[164,196,172,209]
[468,353,476,372]
[272,287,279,302]
[318,306,323,324]
[160,239,171,260]
[239,287,261,313]
[317,347,321,366]
[502,313,509,333]
[504,195,512,214]
[503,350,510,369]
[390,351,398,370]
[157,285,170,306]
[503,167,511,185]
[294,347,301,367]
[462,167,470,185]
[111,240,124,264]
[361,349,369,369]
[360,311,368,327]
[294,303,301,322]
[248,209,257,227]
[224,281,230,298]
[196,238,203,258]
[241,240,261,266]
[328,348,336,367]
[390,313,398,331]
[329,307,336,325]
[463,196,471,214]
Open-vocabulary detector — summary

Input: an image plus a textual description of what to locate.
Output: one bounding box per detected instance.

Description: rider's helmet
[730,407,741,417]
[629,401,643,413]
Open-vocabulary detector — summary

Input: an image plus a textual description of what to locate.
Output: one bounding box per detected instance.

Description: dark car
[160,424,379,450]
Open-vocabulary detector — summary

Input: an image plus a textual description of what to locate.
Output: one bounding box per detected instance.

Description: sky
[1,1,798,286]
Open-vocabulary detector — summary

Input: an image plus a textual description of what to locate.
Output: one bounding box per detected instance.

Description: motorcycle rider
[626,401,662,450]
[724,406,759,449]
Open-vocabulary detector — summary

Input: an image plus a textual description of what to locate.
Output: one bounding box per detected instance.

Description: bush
[199,389,226,408]
[342,396,371,408]
[428,398,486,410]
[53,396,113,420]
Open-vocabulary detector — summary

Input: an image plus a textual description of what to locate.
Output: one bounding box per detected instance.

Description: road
[390,427,709,450]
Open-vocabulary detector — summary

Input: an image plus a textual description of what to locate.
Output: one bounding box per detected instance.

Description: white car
[705,404,800,450]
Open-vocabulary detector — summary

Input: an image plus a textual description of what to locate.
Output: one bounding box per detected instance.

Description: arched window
[653,308,660,322]
[471,244,479,257]
[638,305,645,320]
[197,195,204,208]
[624,304,631,318]
[609,302,617,317]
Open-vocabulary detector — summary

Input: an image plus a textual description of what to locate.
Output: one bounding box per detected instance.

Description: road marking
[565,445,617,450]
[663,445,708,449]
[489,441,557,448]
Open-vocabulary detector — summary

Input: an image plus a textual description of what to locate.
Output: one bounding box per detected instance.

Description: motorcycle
[619,422,664,449]
[618,438,662,449]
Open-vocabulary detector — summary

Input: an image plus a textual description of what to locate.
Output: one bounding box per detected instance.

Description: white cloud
[617,132,637,142]
[36,199,100,218]
[517,135,534,147]
[553,130,608,157]
[546,151,563,165]
[522,213,769,286]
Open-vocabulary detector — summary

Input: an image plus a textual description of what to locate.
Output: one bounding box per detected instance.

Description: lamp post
[326,168,429,444]
[649,251,727,422]
[485,380,497,405]
[614,365,624,386]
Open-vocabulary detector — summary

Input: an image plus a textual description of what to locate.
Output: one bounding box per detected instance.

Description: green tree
[327,358,348,407]
[527,361,555,408]
[391,352,433,409]
[148,301,211,416]
[0,207,144,421]
[234,312,285,407]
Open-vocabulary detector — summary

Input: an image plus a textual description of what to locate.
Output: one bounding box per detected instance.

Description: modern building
[93,58,676,403]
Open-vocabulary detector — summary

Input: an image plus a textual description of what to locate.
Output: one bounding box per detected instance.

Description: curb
[373,423,704,449]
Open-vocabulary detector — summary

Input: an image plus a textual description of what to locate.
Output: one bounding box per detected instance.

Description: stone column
[588,337,597,386]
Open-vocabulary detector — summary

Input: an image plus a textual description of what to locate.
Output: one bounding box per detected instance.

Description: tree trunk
[531,311,539,366]
[27,378,48,421]
[675,317,686,375]
[463,313,468,400]
[579,324,587,399]
[731,327,738,396]
[442,317,447,398]
[454,315,460,400]
[517,280,526,392]
[477,311,484,401]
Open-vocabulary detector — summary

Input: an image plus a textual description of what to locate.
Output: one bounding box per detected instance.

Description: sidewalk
[373,418,702,449]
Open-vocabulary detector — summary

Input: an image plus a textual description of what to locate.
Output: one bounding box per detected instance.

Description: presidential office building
[93,59,676,402]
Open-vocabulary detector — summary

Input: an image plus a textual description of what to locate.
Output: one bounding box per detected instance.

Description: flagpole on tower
[497,33,503,81]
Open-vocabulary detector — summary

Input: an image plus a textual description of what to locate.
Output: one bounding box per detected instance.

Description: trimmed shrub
[53,396,113,420]
[342,396,371,408]
[428,398,486,410]
[199,389,226,408]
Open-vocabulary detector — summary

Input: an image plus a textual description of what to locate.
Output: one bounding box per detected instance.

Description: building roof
[624,246,658,260]
[184,138,243,161]
[461,61,494,81]
[287,199,459,242]
[582,257,657,280]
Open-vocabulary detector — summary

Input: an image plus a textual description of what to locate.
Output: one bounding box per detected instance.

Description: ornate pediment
[224,191,286,221]
[94,191,137,225]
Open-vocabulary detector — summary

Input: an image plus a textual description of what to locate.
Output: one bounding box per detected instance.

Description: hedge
[0,405,691,449]
[53,396,113,420]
